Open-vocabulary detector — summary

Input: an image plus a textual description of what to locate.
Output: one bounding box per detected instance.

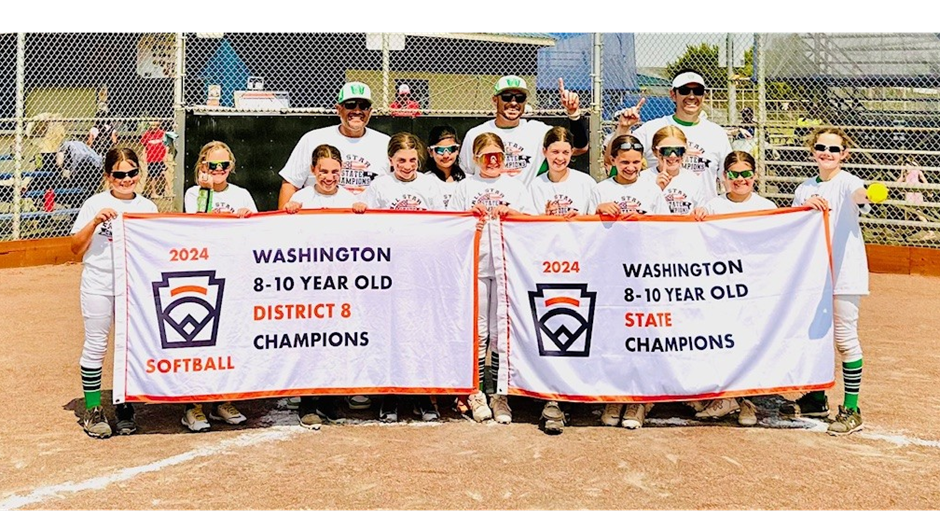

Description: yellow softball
[867,182,888,203]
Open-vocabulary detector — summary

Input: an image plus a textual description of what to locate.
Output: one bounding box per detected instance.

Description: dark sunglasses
[110,169,140,180]
[813,144,843,153]
[499,92,527,103]
[431,144,459,155]
[726,169,755,179]
[657,146,686,157]
[675,85,705,96]
[203,160,232,171]
[341,99,372,110]
[618,142,644,153]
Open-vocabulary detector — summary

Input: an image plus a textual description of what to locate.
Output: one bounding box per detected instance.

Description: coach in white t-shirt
[277,82,391,207]
[606,70,732,200]
[459,76,589,187]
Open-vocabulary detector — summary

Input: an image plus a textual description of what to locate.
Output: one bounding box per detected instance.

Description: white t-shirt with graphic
[792,171,870,296]
[278,125,391,194]
[459,119,552,187]
[289,186,359,209]
[529,168,595,215]
[703,192,777,214]
[619,115,732,201]
[638,167,706,215]
[183,184,257,214]
[360,173,444,211]
[70,190,159,295]
[588,177,670,215]
[451,174,537,278]
[436,179,460,210]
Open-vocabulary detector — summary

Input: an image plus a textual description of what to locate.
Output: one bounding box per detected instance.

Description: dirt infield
[2,263,939,510]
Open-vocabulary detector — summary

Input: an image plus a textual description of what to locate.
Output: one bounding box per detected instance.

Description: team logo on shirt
[664,188,692,215]
[528,283,596,357]
[503,142,531,177]
[211,201,235,214]
[390,194,427,211]
[545,194,575,216]
[152,271,225,349]
[472,188,508,208]
[341,155,377,194]
[617,196,647,215]
[99,220,113,241]
[682,141,710,177]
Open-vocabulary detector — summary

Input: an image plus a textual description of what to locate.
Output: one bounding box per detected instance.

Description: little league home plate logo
[528,284,596,357]
[152,271,225,349]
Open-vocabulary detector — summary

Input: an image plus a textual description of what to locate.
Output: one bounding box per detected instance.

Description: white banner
[495,208,836,402]
[112,210,479,403]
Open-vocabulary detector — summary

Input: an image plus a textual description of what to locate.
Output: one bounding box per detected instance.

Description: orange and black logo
[152,271,225,349]
[528,283,596,357]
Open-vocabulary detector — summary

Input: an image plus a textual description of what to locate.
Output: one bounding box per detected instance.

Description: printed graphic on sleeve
[528,284,596,357]
[152,271,225,349]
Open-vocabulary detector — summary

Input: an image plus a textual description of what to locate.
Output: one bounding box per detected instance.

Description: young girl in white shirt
[639,126,706,215]
[71,148,158,438]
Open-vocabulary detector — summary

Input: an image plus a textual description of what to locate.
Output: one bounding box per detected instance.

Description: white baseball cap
[337,81,373,104]
[397,83,411,95]
[494,75,529,95]
[672,71,706,89]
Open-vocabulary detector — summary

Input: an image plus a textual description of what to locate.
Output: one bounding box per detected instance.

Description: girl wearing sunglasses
[639,126,705,215]
[785,127,881,436]
[70,147,158,439]
[180,141,257,432]
[451,132,536,425]
[425,126,466,209]
[184,141,257,217]
[690,151,776,427]
[589,135,669,222]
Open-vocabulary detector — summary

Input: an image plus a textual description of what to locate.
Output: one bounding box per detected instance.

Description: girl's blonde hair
[311,144,343,169]
[651,125,688,151]
[472,132,505,159]
[193,141,235,182]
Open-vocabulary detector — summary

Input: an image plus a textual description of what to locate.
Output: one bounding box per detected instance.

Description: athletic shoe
[379,395,399,423]
[779,392,830,419]
[695,398,740,419]
[285,397,301,410]
[541,401,565,435]
[347,395,372,410]
[298,397,322,430]
[490,394,512,424]
[689,401,707,412]
[601,404,623,427]
[316,397,345,424]
[115,403,137,435]
[413,396,440,422]
[621,403,651,430]
[467,390,492,422]
[209,402,247,425]
[182,404,211,432]
[738,399,758,427]
[82,406,112,439]
[827,406,863,436]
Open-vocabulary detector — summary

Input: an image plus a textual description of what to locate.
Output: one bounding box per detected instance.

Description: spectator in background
[390,83,421,118]
[87,103,118,158]
[278,82,390,208]
[141,121,167,199]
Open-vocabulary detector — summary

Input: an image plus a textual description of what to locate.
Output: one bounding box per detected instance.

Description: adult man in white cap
[277,81,390,207]
[459,75,588,187]
[606,69,732,200]
[390,83,421,118]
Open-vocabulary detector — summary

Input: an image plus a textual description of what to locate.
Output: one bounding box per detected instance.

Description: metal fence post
[12,32,24,240]
[173,32,186,213]
[590,32,603,180]
[382,34,390,112]
[755,33,766,196]
[727,33,737,126]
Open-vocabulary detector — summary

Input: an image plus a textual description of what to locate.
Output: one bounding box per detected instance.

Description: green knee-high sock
[842,358,863,410]
[81,366,102,409]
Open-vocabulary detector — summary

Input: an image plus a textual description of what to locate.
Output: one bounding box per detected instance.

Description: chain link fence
[1,32,938,250]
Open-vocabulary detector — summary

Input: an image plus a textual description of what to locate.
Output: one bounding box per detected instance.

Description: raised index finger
[558,77,566,94]
[636,97,647,110]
